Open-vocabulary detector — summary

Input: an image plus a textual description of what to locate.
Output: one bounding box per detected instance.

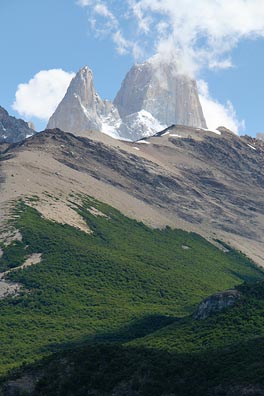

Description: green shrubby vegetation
[3,325,264,396]
[0,196,263,379]
[0,241,28,272]
[130,281,264,353]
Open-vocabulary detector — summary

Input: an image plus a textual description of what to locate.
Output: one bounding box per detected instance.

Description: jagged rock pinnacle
[47,60,207,140]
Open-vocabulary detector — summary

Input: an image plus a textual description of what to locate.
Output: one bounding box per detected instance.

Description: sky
[1,0,264,136]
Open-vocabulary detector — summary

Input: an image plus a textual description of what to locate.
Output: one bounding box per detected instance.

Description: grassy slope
[0,196,263,375]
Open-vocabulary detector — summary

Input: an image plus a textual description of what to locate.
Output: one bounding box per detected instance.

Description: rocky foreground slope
[1,125,264,266]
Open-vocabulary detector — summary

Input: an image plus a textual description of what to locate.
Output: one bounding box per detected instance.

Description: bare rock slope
[1,126,264,266]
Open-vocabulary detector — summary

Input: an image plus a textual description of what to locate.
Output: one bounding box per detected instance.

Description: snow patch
[247,144,256,151]
[170,134,182,138]
[137,140,150,144]
[200,128,222,136]
[136,110,166,135]
[124,110,167,139]
[80,103,90,118]
[101,121,121,139]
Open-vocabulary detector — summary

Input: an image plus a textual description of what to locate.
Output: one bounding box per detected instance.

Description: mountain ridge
[1,125,264,266]
[0,106,35,144]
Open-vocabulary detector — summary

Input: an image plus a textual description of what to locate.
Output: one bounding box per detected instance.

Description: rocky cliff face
[0,106,35,143]
[47,66,121,138]
[193,289,241,320]
[47,60,207,141]
[114,59,207,132]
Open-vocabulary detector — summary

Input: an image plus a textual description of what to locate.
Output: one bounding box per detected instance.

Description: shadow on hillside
[42,314,178,354]
[5,337,264,396]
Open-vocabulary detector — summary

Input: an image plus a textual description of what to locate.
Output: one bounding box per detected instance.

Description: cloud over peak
[198,80,245,135]
[78,0,264,75]
[77,0,263,133]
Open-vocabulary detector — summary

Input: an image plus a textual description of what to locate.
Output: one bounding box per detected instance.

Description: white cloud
[129,1,152,34]
[77,1,264,130]
[79,1,119,38]
[198,80,245,135]
[94,3,116,21]
[12,69,75,121]
[78,0,264,74]
[77,0,92,6]
[112,30,144,58]
[113,30,130,55]
[131,0,264,71]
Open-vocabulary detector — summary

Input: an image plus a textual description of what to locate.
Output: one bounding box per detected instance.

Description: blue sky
[1,0,264,136]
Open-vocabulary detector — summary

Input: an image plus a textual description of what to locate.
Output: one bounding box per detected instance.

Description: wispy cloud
[78,0,118,38]
[77,0,92,6]
[113,30,130,55]
[79,1,144,58]
[78,0,264,74]
[77,0,264,133]
[198,80,245,135]
[12,69,75,121]
[132,0,264,72]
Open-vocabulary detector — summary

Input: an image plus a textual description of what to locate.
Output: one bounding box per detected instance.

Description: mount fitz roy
[47,59,207,141]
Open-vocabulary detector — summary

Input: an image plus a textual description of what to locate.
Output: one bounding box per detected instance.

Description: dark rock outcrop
[193,289,241,320]
[0,106,35,143]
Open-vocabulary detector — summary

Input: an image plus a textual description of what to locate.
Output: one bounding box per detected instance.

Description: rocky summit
[47,66,121,139]
[114,59,207,136]
[0,106,35,143]
[47,59,207,141]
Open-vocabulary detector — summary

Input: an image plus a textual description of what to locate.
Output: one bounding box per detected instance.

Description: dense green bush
[0,241,28,272]
[0,196,263,376]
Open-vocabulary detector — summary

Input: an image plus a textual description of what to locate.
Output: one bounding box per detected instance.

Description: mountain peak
[114,60,207,130]
[78,65,93,78]
[47,64,104,134]
[47,61,207,141]
[81,64,89,71]
[47,65,121,139]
